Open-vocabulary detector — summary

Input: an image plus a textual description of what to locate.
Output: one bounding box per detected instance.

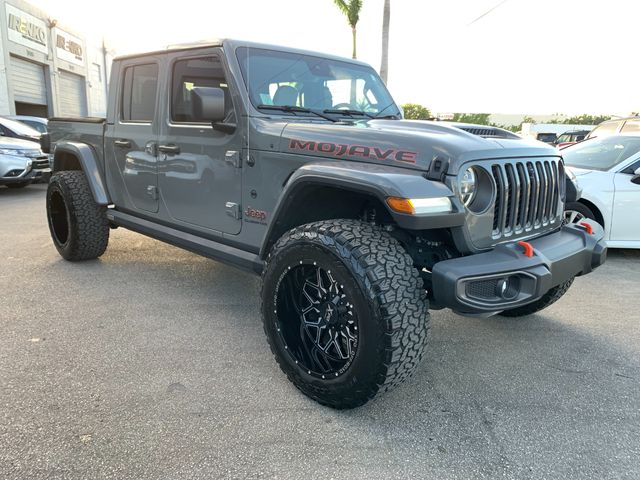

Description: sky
[29,0,640,116]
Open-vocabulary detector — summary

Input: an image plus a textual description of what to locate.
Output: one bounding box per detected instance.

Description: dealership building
[0,0,110,118]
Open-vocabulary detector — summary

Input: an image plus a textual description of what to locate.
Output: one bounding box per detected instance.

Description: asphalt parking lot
[1,184,639,480]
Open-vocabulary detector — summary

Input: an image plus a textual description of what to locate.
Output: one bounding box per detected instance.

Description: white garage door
[58,70,87,117]
[10,56,47,105]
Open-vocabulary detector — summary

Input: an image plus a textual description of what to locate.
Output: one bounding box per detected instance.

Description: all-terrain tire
[46,171,109,261]
[261,219,430,409]
[499,278,574,317]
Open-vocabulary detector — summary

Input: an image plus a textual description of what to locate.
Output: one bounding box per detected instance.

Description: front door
[110,60,161,213]
[158,50,242,235]
[610,159,640,242]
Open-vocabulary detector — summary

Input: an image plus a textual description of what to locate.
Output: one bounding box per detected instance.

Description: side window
[171,56,232,123]
[591,121,621,137]
[121,63,158,123]
[622,159,640,175]
[620,120,640,134]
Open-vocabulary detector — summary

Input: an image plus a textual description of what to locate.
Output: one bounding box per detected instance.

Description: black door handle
[114,139,131,148]
[158,144,180,154]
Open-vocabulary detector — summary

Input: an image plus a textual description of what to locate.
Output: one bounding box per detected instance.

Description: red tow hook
[517,241,535,258]
[579,222,594,235]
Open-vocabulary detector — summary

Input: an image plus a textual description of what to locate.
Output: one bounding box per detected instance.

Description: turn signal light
[386,196,452,215]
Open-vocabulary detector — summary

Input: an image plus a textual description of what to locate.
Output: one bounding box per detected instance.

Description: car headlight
[0,148,25,156]
[460,167,477,206]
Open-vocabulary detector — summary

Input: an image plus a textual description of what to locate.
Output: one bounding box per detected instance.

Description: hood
[564,165,593,177]
[276,119,559,175]
[0,135,41,150]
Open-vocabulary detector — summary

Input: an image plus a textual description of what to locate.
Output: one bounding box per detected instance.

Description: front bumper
[431,220,607,315]
[0,166,50,185]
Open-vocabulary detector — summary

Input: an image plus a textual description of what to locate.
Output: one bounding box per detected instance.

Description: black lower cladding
[431,221,607,314]
[276,263,358,377]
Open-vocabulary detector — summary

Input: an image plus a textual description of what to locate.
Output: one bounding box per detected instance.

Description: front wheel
[565,202,597,225]
[261,220,430,409]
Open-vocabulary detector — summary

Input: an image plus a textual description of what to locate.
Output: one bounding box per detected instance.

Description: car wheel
[261,219,430,409]
[46,171,109,261]
[564,202,597,225]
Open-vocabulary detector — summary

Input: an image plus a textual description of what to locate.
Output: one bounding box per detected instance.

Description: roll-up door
[10,56,47,106]
[58,70,88,117]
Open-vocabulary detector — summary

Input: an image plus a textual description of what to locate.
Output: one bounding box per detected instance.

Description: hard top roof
[113,39,370,67]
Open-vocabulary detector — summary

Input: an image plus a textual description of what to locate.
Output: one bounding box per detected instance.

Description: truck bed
[48,117,106,174]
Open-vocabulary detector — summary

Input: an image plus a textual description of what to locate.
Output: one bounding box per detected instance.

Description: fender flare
[260,161,465,257]
[53,141,110,205]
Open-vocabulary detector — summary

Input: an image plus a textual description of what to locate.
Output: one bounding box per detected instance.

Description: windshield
[562,136,640,171]
[236,47,399,117]
[19,119,47,133]
[0,117,41,136]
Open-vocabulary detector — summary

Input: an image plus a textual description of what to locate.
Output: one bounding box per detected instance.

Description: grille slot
[490,159,562,238]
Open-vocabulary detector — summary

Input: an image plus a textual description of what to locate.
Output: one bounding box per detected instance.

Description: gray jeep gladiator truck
[43,39,607,409]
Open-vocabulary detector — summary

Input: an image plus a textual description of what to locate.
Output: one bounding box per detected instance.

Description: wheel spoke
[276,263,358,378]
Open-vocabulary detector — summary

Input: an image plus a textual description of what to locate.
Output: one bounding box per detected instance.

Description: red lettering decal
[289,139,316,151]
[373,147,395,160]
[348,145,371,158]
[317,142,337,153]
[395,151,417,163]
[335,144,348,156]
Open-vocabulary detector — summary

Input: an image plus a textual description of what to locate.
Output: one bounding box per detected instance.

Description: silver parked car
[6,115,48,134]
[0,136,50,189]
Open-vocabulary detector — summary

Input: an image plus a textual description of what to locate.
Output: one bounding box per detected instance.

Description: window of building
[121,63,158,122]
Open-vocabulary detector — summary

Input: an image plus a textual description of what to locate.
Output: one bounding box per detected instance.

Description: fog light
[496,277,520,300]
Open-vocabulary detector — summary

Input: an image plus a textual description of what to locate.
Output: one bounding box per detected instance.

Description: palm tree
[333,0,363,59]
[380,0,390,83]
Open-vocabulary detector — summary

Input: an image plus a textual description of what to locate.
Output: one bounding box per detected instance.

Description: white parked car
[563,135,640,249]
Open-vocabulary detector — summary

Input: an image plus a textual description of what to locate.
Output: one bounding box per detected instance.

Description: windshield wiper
[323,108,375,119]
[373,102,402,120]
[257,104,338,122]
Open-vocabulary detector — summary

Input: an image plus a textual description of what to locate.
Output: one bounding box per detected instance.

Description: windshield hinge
[425,155,449,181]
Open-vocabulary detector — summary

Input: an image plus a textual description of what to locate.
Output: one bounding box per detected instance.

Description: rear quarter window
[121,63,159,123]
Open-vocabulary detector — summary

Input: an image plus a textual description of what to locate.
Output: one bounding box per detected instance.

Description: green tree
[402,103,431,120]
[380,0,390,83]
[560,114,611,125]
[452,113,492,125]
[333,0,363,59]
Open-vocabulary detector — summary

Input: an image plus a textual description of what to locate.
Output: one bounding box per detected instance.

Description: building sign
[5,4,48,54]
[54,28,84,66]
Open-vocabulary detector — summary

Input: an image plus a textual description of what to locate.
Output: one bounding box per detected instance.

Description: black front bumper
[432,220,607,315]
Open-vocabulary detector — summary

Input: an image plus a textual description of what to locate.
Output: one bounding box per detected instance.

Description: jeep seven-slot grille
[490,159,563,238]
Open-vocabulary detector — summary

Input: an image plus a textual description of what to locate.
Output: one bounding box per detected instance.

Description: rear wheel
[46,171,109,261]
[261,220,430,409]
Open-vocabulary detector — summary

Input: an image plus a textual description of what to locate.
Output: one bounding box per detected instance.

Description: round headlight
[460,167,477,206]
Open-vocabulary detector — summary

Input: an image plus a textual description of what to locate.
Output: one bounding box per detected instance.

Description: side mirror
[190,87,236,134]
[631,175,640,185]
[40,132,51,153]
[190,87,226,122]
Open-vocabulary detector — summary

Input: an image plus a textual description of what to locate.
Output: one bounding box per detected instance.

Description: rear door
[610,156,640,241]
[109,58,161,213]
[158,49,242,235]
